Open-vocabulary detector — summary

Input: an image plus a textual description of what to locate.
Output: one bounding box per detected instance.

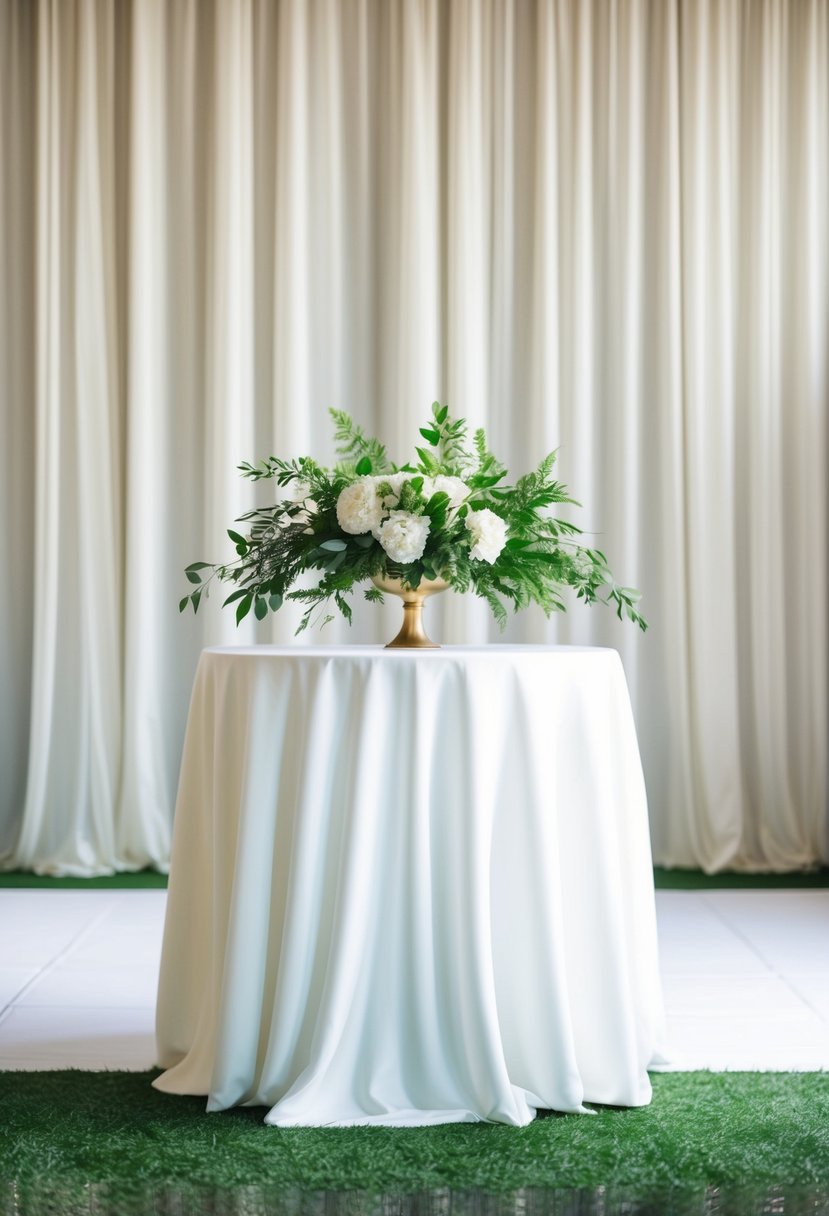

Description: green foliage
[179,406,647,634]
[329,408,393,476]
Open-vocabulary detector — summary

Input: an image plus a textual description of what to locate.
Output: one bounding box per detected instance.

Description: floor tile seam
[34,964,161,974]
[14,1001,157,1010]
[665,1010,825,1022]
[780,977,829,1027]
[0,963,55,1017]
[0,1060,156,1068]
[659,968,796,977]
[0,1065,155,1071]
[2,1002,158,1014]
[693,893,829,1025]
[7,901,116,1008]
[698,891,818,984]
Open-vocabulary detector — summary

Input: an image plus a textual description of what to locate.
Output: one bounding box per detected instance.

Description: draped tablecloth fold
[153,645,665,1126]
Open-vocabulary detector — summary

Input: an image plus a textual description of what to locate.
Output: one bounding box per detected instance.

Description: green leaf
[424,491,450,515]
[236,594,253,625]
[185,562,212,572]
[334,592,353,625]
[179,597,189,613]
[320,539,347,551]
[191,590,201,615]
[222,589,248,607]
[468,473,506,489]
[269,593,283,612]
[227,529,246,546]
[254,596,268,621]
[435,404,449,424]
[355,456,372,476]
[185,570,202,584]
[419,427,440,446]
[353,534,375,548]
[415,447,438,472]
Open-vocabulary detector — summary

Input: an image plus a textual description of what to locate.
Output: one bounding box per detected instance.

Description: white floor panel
[702,891,829,975]
[786,973,829,1021]
[664,1011,829,1071]
[17,964,158,1008]
[0,966,40,1008]
[0,1005,156,1070]
[0,887,827,1073]
[660,971,812,1016]
[656,894,770,975]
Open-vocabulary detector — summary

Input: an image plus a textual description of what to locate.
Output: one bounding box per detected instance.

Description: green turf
[1,866,827,891]
[653,866,829,889]
[2,1071,828,1201]
[0,869,169,889]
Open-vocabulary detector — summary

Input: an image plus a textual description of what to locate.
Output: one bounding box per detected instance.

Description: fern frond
[329,409,393,474]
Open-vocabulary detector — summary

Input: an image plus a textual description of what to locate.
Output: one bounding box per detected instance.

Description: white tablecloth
[154,645,665,1126]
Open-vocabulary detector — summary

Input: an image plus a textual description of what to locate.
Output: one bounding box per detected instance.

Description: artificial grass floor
[3,1071,828,1198]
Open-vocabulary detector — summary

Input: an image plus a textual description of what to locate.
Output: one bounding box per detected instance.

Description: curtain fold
[1,0,827,874]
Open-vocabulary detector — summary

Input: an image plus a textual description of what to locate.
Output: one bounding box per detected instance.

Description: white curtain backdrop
[1,0,827,875]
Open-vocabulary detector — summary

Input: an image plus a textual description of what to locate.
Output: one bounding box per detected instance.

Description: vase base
[385,637,441,650]
[371,573,449,648]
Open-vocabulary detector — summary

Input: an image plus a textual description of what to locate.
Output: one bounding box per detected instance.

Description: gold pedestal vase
[371,574,449,649]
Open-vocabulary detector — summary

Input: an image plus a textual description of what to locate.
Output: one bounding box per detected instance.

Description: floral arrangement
[180,403,646,634]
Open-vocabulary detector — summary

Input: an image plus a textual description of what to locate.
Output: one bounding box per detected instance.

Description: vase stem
[386,598,439,649]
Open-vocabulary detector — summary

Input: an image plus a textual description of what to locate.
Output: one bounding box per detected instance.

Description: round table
[153,645,665,1126]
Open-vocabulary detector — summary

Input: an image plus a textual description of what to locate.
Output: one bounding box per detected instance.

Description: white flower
[377,511,431,564]
[427,475,470,510]
[465,508,508,563]
[430,476,469,510]
[336,477,383,535]
[377,472,407,507]
[371,473,424,537]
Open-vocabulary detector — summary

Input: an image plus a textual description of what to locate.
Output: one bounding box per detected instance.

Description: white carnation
[336,477,383,535]
[377,511,431,564]
[466,508,508,563]
[377,472,407,508]
[428,475,469,510]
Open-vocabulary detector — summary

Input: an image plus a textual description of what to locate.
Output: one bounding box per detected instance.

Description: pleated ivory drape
[0,0,827,875]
